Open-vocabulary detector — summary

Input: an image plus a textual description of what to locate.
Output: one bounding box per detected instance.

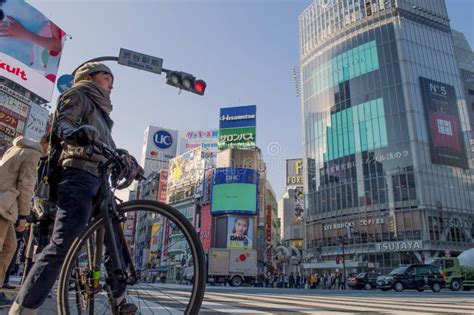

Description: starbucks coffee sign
[375,240,423,252]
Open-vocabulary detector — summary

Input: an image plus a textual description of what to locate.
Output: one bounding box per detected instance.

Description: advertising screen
[227,215,253,250]
[0,0,66,101]
[419,77,468,168]
[211,168,258,215]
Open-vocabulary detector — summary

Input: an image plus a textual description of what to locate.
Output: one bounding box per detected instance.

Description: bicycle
[55,143,206,314]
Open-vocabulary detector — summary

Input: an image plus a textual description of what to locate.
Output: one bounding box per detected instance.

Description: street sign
[57,74,74,93]
[118,48,163,74]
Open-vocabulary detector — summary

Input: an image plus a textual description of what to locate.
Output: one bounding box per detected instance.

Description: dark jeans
[16,168,101,309]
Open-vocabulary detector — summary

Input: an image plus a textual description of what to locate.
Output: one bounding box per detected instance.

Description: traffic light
[165,71,207,95]
[336,256,340,264]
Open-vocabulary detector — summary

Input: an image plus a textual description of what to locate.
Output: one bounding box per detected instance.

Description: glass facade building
[299,0,473,274]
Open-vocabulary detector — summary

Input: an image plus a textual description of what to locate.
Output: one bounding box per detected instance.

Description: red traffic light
[193,80,206,95]
[336,256,340,264]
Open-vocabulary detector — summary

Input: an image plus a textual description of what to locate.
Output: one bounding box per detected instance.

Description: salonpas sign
[375,240,423,252]
[218,127,256,150]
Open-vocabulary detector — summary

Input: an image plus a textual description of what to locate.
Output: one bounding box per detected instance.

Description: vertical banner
[265,205,272,247]
[160,218,171,264]
[200,205,212,251]
[157,170,168,203]
[0,0,66,101]
[419,77,468,168]
[148,220,162,267]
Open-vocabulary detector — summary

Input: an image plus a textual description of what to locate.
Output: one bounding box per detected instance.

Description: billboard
[179,129,219,154]
[286,159,303,187]
[227,215,253,250]
[24,102,49,141]
[211,168,258,216]
[219,105,256,129]
[0,0,66,101]
[419,77,468,168]
[167,147,205,202]
[218,127,256,150]
[218,105,256,150]
[140,125,178,177]
[0,84,30,141]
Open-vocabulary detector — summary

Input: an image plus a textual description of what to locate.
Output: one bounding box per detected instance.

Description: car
[348,272,379,290]
[377,264,445,292]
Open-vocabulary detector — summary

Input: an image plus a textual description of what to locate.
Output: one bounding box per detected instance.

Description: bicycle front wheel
[57,200,206,315]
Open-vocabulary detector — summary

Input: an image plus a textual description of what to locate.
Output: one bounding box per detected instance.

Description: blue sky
[28,0,473,200]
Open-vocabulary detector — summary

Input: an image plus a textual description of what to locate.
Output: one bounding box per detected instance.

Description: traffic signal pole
[72,56,172,75]
[72,54,205,95]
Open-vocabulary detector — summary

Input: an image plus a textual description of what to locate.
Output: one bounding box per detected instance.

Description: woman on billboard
[228,216,251,249]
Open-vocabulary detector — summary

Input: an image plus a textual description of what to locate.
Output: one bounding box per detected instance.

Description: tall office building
[299,0,473,274]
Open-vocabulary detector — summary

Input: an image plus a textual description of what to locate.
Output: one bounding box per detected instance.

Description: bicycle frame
[81,173,138,313]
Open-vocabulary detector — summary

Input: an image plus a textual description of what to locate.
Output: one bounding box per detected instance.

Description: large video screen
[419,77,468,169]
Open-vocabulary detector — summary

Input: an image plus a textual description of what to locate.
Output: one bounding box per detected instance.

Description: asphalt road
[1,283,473,314]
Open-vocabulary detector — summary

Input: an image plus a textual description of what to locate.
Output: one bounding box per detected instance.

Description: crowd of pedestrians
[261,272,347,290]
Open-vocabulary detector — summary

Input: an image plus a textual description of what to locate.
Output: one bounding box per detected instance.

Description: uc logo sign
[153,130,173,149]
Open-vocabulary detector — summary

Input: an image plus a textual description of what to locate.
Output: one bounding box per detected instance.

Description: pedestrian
[295,273,301,289]
[0,135,48,307]
[283,274,289,288]
[309,274,316,289]
[289,273,295,288]
[2,230,27,289]
[10,62,138,315]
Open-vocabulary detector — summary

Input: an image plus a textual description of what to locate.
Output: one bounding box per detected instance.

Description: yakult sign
[0,0,67,101]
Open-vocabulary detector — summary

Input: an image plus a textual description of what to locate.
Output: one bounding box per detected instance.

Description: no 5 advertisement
[419,77,468,169]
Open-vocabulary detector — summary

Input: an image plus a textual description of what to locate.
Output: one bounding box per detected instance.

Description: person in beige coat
[0,135,48,306]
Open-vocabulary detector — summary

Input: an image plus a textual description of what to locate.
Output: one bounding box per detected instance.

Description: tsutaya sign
[375,240,423,252]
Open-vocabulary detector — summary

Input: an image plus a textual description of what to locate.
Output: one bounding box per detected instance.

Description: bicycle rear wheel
[57,200,206,315]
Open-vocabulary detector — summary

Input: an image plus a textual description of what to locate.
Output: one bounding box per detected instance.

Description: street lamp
[338,226,359,289]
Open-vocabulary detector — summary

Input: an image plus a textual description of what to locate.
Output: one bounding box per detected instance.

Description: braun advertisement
[211,167,258,216]
[0,0,67,101]
[419,77,468,168]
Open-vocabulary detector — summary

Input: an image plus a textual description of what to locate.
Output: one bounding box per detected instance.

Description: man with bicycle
[10,62,137,315]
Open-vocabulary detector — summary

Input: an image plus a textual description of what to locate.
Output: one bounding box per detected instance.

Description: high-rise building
[299,0,473,274]
[452,30,474,160]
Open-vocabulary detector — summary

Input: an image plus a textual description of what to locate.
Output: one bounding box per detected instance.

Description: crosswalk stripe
[128,287,474,314]
[200,291,474,313]
[239,292,474,311]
